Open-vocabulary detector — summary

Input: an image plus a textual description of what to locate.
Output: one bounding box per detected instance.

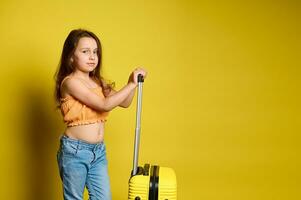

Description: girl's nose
[89,53,95,60]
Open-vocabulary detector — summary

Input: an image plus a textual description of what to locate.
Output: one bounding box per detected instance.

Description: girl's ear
[70,57,74,63]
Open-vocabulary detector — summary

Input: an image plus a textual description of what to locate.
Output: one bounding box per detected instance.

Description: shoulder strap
[60,75,72,88]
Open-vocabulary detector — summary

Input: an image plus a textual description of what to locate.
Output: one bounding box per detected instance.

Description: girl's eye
[82,50,88,53]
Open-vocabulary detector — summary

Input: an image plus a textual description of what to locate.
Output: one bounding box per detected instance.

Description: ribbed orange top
[60,77,109,127]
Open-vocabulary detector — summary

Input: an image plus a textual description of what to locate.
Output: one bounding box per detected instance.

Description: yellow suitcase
[128,75,177,200]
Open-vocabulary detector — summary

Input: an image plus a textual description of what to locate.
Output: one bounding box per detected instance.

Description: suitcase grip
[132,74,144,176]
[138,74,144,82]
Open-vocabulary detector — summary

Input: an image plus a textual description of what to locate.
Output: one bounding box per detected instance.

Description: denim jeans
[57,135,111,200]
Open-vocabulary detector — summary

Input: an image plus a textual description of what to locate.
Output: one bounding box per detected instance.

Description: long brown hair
[54,29,114,108]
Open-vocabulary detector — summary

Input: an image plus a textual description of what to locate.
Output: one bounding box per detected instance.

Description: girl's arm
[104,68,146,108]
[107,88,135,108]
[63,68,146,112]
[63,78,137,112]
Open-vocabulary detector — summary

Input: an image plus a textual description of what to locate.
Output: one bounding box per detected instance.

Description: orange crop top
[60,76,109,127]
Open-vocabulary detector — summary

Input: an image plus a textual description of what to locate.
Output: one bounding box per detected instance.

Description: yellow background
[0,0,299,199]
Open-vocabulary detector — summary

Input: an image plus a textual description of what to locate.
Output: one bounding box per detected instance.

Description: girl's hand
[128,67,147,85]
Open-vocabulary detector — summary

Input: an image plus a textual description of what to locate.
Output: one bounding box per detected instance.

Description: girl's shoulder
[60,75,73,88]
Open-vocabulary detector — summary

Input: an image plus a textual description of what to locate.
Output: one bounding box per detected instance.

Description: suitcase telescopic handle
[132,74,144,176]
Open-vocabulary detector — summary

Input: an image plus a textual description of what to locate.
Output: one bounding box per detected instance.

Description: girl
[54,29,147,200]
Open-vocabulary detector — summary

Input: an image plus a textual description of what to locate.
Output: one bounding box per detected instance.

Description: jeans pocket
[62,142,78,156]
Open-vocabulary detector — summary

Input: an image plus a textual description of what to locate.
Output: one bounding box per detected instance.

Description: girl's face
[71,37,98,73]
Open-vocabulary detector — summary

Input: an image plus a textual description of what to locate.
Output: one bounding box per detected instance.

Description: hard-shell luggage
[128,75,177,200]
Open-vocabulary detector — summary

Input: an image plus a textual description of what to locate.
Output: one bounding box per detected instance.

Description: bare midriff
[64,122,105,144]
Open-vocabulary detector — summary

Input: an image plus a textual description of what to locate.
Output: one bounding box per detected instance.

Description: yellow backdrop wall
[0,0,299,199]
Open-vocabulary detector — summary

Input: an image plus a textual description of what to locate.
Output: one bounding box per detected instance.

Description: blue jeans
[57,135,111,200]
